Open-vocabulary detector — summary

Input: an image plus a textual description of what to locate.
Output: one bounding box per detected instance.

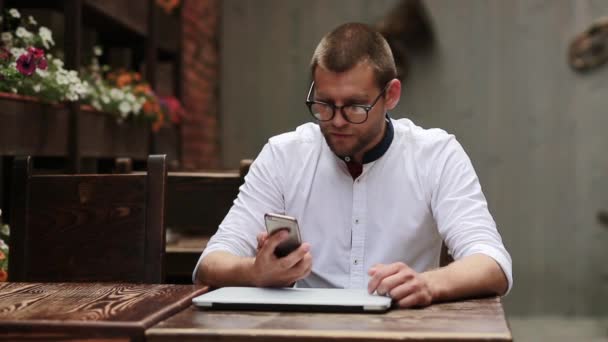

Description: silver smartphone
[264,213,302,257]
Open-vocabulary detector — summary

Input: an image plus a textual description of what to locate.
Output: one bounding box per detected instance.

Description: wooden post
[146,0,158,159]
[64,0,83,173]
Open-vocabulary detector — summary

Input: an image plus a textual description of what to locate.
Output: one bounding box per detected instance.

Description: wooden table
[0,282,206,341]
[146,297,512,342]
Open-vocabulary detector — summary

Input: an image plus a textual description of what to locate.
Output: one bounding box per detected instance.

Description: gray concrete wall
[220,0,608,316]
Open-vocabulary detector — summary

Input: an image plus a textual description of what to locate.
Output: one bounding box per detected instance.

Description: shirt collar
[341,114,394,165]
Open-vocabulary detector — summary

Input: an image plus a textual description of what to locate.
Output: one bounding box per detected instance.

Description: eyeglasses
[305,82,389,124]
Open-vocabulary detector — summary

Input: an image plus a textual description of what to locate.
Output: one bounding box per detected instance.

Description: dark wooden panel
[0,282,206,341]
[146,297,512,342]
[9,155,167,283]
[0,97,69,157]
[78,110,150,159]
[166,172,242,235]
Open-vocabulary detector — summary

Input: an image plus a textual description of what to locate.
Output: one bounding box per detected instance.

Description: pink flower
[15,47,48,76]
[27,47,44,59]
[16,53,36,76]
[37,57,47,70]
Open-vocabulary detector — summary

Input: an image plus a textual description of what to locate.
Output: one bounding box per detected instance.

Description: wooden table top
[146,296,512,342]
[0,282,206,341]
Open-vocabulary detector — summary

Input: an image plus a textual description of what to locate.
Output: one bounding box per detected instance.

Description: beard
[320,122,384,159]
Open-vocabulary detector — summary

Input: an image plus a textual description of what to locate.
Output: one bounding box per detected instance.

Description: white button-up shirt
[196,118,513,292]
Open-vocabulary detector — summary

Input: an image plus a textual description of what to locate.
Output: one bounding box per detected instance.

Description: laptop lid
[192,287,392,313]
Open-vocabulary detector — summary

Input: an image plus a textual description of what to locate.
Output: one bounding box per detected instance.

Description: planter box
[79,108,150,159]
[0,93,150,159]
[0,93,69,157]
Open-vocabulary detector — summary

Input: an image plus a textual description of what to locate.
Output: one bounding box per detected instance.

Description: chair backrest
[9,155,167,283]
[165,159,252,235]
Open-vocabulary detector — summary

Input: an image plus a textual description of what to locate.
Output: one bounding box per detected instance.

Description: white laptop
[192,287,392,313]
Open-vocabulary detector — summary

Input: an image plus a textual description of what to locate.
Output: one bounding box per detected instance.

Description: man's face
[313,62,389,162]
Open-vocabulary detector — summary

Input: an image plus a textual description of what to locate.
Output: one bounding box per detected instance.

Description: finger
[289,252,313,281]
[397,290,432,308]
[368,264,382,276]
[376,269,415,296]
[367,263,402,293]
[385,278,418,301]
[261,230,289,257]
[279,243,310,269]
[256,232,268,250]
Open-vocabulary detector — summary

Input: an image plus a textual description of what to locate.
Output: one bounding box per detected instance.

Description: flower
[1,32,12,45]
[0,47,11,61]
[16,53,36,75]
[15,27,33,40]
[0,250,4,261]
[38,27,54,49]
[28,15,37,25]
[9,8,20,19]
[0,269,7,282]
[93,46,103,57]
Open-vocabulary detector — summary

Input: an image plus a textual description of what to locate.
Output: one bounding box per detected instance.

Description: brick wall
[181,0,220,169]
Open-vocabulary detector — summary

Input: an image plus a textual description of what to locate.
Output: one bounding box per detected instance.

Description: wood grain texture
[8,155,167,283]
[0,282,206,341]
[146,297,511,342]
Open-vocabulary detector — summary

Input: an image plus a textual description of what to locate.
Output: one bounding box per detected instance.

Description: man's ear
[384,78,401,110]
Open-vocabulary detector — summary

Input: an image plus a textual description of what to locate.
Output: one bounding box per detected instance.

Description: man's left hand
[367,262,434,308]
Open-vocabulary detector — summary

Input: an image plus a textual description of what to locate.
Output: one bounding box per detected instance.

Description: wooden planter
[0,93,70,157]
[79,107,150,159]
[0,93,150,159]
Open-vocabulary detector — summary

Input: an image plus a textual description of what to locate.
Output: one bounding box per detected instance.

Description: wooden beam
[64,0,83,173]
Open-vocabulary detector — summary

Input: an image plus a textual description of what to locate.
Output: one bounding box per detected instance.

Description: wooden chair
[8,155,167,283]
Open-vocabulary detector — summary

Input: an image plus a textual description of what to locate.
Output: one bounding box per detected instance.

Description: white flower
[38,27,55,49]
[9,9,20,19]
[125,93,136,103]
[132,101,143,114]
[92,100,102,110]
[66,92,78,101]
[56,74,69,85]
[28,16,37,25]
[33,84,42,93]
[0,238,8,250]
[10,47,26,58]
[1,32,12,45]
[72,83,89,95]
[52,58,64,68]
[93,46,103,56]
[11,88,17,93]
[119,101,131,115]
[101,95,110,104]
[110,88,125,100]
[0,224,8,237]
[36,68,49,78]
[15,27,33,39]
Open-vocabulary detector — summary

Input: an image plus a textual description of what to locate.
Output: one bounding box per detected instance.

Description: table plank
[146,297,512,342]
[0,282,206,341]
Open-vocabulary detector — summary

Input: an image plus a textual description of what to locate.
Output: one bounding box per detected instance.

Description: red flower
[37,57,48,70]
[28,47,44,59]
[0,48,11,61]
[16,53,36,76]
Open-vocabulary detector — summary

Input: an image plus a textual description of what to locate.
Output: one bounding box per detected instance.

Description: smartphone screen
[264,213,302,257]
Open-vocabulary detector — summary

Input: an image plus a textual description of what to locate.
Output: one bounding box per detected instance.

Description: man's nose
[331,107,349,128]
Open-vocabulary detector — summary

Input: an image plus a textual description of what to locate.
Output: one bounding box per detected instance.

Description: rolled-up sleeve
[429,136,513,294]
[192,142,285,282]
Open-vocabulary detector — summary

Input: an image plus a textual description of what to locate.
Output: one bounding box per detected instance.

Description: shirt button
[353,259,359,265]
[355,219,359,224]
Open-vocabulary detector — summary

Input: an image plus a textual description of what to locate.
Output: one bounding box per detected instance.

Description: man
[194,23,512,308]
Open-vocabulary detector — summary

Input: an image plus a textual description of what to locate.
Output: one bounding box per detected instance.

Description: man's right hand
[250,231,312,287]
